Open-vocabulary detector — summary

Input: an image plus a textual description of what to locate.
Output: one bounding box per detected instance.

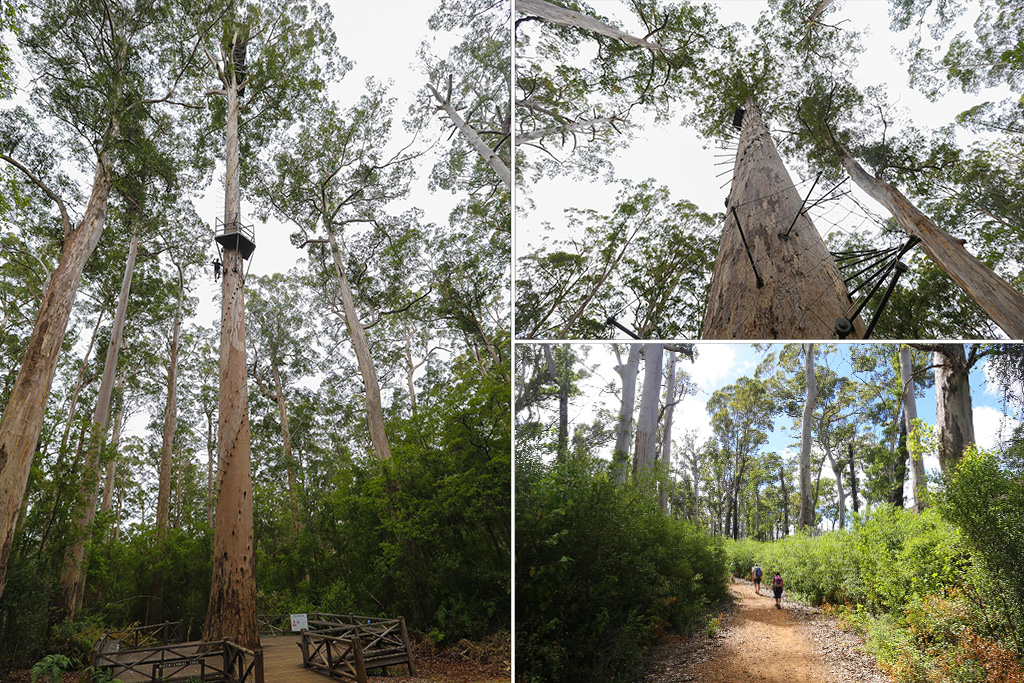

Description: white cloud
[688,344,737,391]
[974,405,1020,451]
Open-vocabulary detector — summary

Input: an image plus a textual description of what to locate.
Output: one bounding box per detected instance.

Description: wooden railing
[299,614,415,679]
[92,639,263,683]
[95,620,182,653]
[256,613,290,636]
[300,631,367,683]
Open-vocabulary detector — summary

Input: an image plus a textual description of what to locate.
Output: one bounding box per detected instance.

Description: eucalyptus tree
[514,0,730,178]
[247,271,316,533]
[706,376,774,539]
[899,345,928,511]
[632,343,663,475]
[517,181,716,339]
[188,0,340,648]
[0,0,207,601]
[891,0,1024,132]
[420,0,512,189]
[673,0,1024,338]
[259,86,422,463]
[610,343,640,484]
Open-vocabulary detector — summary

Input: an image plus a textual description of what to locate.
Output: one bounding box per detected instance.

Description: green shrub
[938,445,1024,653]
[516,455,729,683]
[30,654,73,683]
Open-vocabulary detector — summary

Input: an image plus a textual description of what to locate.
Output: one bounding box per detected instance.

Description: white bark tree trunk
[633,344,663,476]
[325,228,392,461]
[659,351,678,513]
[798,343,817,531]
[839,148,1024,338]
[899,345,927,512]
[427,83,511,189]
[59,225,136,620]
[611,344,640,484]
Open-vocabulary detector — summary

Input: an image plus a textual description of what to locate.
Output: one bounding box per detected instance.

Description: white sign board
[291,613,308,632]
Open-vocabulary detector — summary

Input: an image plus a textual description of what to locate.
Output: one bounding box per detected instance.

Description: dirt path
[643,579,892,683]
[692,581,832,683]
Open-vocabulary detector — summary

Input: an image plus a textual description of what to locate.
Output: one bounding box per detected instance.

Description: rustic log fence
[92,639,263,683]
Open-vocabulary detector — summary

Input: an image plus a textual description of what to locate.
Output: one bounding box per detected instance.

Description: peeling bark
[0,154,111,600]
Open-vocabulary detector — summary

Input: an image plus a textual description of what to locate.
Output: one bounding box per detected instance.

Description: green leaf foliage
[516,452,730,683]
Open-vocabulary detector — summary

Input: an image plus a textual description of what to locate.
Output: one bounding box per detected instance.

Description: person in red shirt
[772,572,784,609]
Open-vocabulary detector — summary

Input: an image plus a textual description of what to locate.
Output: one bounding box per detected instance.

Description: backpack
[754,567,762,579]
[773,575,783,587]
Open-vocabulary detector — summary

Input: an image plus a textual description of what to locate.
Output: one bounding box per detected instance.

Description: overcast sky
[513,0,1015,339]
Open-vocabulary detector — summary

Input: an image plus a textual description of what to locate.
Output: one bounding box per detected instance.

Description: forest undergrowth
[726,446,1024,683]
[515,451,731,683]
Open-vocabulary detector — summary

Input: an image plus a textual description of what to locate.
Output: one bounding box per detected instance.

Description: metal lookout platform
[215,217,256,260]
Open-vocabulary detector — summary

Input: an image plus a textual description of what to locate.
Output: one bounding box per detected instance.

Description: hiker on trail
[772,572,784,609]
[751,563,763,594]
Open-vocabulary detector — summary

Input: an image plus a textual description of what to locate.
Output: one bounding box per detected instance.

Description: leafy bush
[30,654,73,683]
[725,505,961,612]
[938,446,1024,654]
[516,454,729,683]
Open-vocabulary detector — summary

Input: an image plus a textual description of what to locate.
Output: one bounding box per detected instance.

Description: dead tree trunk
[0,154,111,601]
[611,344,640,484]
[899,345,927,512]
[703,102,863,339]
[798,343,817,530]
[203,56,258,650]
[838,148,1024,338]
[59,226,136,620]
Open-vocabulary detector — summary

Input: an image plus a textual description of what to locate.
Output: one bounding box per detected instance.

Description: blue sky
[566,343,1020,477]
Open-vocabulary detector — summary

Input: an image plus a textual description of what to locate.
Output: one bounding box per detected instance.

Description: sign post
[290,614,308,632]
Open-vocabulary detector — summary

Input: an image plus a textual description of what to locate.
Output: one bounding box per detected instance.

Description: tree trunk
[838,148,1024,338]
[892,415,908,507]
[932,344,975,474]
[148,262,183,625]
[612,344,640,484]
[59,224,135,620]
[659,351,678,513]
[899,345,927,512]
[848,443,859,514]
[703,101,863,339]
[823,441,846,530]
[203,75,258,650]
[0,154,111,600]
[272,364,301,533]
[798,343,817,530]
[427,82,511,189]
[100,372,127,515]
[633,344,663,475]
[325,228,391,461]
[779,465,789,536]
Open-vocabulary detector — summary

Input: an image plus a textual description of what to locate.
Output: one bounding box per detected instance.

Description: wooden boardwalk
[261,634,327,681]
